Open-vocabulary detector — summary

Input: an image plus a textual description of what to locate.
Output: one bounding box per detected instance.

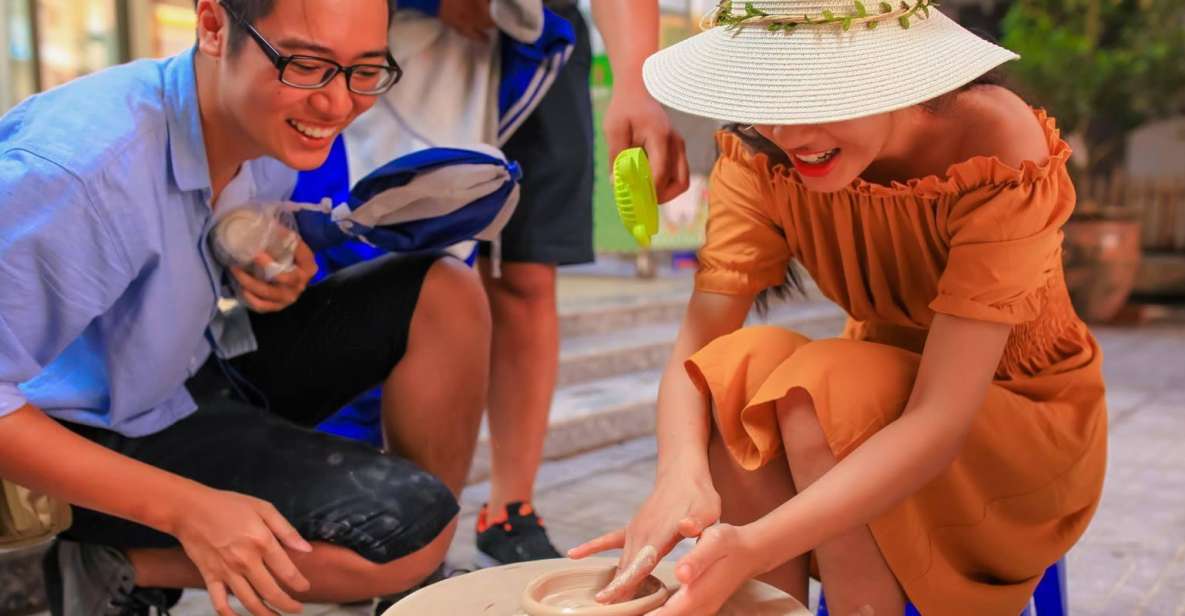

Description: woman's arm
[655,290,755,478]
[569,289,754,601]
[743,312,1011,573]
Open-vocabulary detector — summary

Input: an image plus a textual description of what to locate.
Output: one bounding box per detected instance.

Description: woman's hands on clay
[171,488,313,616]
[568,473,721,604]
[645,523,765,616]
[231,238,317,313]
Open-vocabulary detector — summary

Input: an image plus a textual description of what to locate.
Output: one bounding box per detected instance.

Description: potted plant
[1001,0,1185,321]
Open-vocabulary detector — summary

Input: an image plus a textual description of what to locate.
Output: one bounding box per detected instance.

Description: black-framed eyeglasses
[219,0,401,95]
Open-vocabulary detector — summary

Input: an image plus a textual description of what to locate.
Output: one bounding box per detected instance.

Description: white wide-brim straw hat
[643,0,1019,125]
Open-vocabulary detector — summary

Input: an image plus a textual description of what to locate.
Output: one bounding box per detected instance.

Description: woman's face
[752,112,895,193]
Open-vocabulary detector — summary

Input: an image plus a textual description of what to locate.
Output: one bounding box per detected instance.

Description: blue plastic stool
[817,558,1066,616]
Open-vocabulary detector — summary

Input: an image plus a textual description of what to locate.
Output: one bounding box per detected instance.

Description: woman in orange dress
[570,1,1107,615]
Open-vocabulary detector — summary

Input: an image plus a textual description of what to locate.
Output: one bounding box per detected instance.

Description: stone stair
[466,271,846,482]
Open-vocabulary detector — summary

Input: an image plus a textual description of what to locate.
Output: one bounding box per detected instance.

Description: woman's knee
[775,387,837,482]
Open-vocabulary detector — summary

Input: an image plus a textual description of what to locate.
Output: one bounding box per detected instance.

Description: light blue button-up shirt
[0,48,297,437]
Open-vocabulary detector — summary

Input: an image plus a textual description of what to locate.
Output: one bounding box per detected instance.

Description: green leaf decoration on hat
[710,0,938,33]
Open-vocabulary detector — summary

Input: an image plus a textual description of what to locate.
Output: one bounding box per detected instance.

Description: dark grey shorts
[480,3,595,266]
[60,253,458,564]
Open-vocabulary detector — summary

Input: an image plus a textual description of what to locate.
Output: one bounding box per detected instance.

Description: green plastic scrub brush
[613,147,659,247]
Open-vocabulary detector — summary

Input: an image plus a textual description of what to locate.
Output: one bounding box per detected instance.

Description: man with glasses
[0,1,488,615]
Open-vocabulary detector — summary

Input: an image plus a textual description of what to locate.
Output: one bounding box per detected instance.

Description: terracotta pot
[520,567,669,616]
[1062,218,1142,322]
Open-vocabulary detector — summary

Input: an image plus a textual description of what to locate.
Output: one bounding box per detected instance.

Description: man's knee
[337,517,456,596]
[303,454,459,565]
[482,261,556,305]
[418,257,492,334]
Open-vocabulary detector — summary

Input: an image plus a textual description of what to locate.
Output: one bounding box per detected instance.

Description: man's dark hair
[197,0,397,55]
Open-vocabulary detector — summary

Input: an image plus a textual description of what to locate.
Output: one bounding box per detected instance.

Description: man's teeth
[289,120,335,139]
[794,149,839,164]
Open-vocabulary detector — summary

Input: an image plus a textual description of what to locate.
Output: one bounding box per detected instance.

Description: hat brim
[643,10,1018,125]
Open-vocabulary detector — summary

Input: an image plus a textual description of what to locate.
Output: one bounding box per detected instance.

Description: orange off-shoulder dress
[685,111,1107,615]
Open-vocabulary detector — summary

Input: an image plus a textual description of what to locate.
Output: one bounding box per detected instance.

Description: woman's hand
[170,489,313,616]
[569,472,721,604]
[646,523,766,616]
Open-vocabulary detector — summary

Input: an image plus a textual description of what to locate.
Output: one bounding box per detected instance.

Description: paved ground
[149,310,1185,616]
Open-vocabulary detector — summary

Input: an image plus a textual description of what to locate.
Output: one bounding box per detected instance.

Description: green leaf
[921,4,930,17]
[867,20,879,29]
[899,1,909,9]
[899,15,911,28]
[879,1,892,12]
[854,0,868,17]
[843,16,853,30]
[822,9,835,19]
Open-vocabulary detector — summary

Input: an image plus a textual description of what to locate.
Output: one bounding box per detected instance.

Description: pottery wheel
[382,557,809,615]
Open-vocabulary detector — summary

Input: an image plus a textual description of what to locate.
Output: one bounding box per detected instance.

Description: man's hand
[591,0,691,204]
[172,489,314,616]
[603,88,690,204]
[439,0,495,41]
[230,238,317,313]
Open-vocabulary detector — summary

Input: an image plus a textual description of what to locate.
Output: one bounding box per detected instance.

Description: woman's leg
[775,387,907,615]
[706,425,810,603]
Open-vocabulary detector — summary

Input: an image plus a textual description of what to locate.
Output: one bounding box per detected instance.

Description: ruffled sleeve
[695,132,793,296]
[929,148,1075,325]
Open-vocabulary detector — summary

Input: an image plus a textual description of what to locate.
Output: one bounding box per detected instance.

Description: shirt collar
[163,47,212,193]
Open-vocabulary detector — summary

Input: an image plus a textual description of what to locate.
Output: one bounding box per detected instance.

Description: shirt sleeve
[694,132,793,296]
[0,149,134,417]
[929,171,1073,325]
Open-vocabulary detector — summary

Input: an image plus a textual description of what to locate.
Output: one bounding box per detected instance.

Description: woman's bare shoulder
[955,86,1050,168]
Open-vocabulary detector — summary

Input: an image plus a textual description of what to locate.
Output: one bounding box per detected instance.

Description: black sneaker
[474,501,561,567]
[372,563,470,615]
[41,539,181,616]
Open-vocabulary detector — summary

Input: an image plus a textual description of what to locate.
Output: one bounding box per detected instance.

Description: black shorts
[479,3,595,266]
[60,253,459,564]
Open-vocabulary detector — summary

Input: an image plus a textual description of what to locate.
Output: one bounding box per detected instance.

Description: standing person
[434,0,691,566]
[571,2,1107,615]
[0,1,489,615]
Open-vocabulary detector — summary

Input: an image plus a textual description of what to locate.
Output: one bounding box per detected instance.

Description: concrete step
[558,292,691,338]
[557,298,845,386]
[467,369,661,483]
[469,301,848,483]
